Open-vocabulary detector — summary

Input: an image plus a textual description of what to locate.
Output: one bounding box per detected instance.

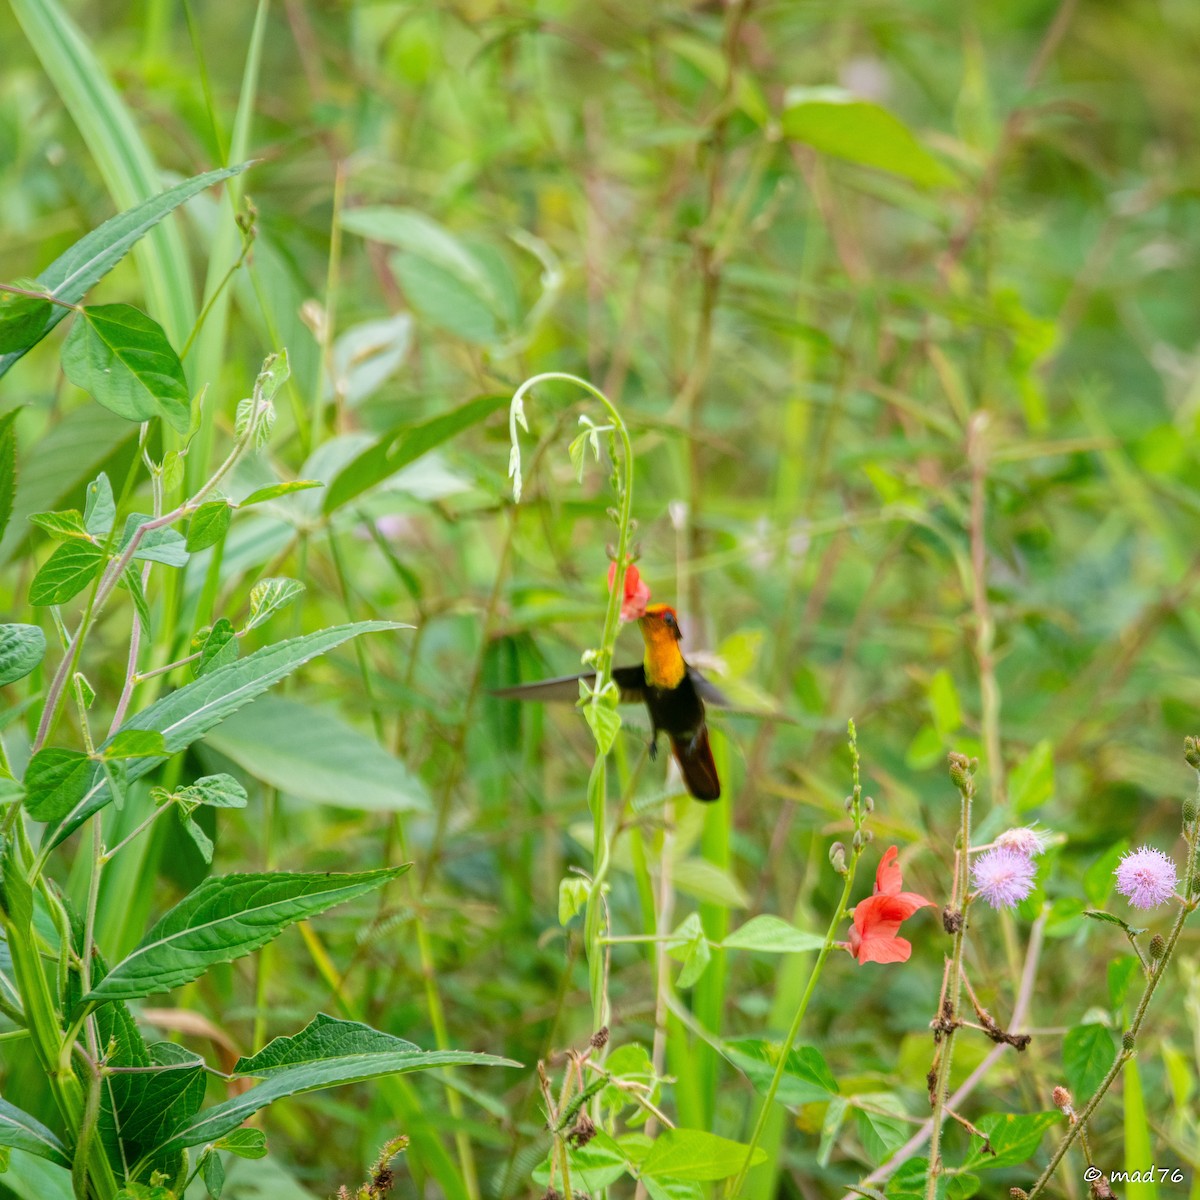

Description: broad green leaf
[27,509,90,540]
[215,1128,267,1158]
[155,1014,518,1154]
[392,251,499,342]
[113,1041,206,1166]
[1063,1024,1116,1101]
[238,480,322,507]
[329,313,412,406]
[0,164,249,379]
[83,869,407,1006]
[672,859,748,909]
[61,304,190,432]
[856,1095,911,1159]
[584,700,622,756]
[186,501,232,552]
[1010,739,1054,813]
[203,1151,225,1199]
[962,1112,1058,1170]
[84,472,115,535]
[0,287,52,354]
[121,513,188,567]
[781,87,955,187]
[641,1178,702,1200]
[23,748,93,821]
[640,1129,765,1182]
[323,393,507,513]
[721,915,824,954]
[202,695,430,813]
[29,540,106,605]
[532,1129,629,1190]
[0,1096,71,1166]
[0,409,17,545]
[100,731,168,760]
[195,618,238,678]
[817,1095,850,1168]
[0,624,46,687]
[244,578,306,631]
[668,912,711,989]
[723,1037,839,1107]
[44,621,407,847]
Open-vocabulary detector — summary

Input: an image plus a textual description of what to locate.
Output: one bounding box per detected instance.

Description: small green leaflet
[668,912,711,989]
[244,578,305,631]
[99,730,168,761]
[1062,1025,1116,1102]
[61,303,190,432]
[29,540,106,605]
[84,472,116,534]
[119,566,151,634]
[721,915,825,954]
[121,513,188,567]
[195,618,239,678]
[27,509,90,540]
[214,1128,267,1158]
[0,623,46,686]
[640,1129,766,1183]
[81,869,409,1006]
[239,480,322,507]
[559,877,589,925]
[0,286,52,355]
[584,698,622,756]
[23,747,94,822]
[186,500,232,551]
[174,774,248,809]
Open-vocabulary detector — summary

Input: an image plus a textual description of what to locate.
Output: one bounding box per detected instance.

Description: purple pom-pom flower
[971,846,1037,909]
[1114,846,1177,910]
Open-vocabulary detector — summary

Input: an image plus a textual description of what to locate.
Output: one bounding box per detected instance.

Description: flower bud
[1010,1191,1031,1200]
[1183,796,1198,825]
[844,795,854,812]
[1122,1030,1135,1052]
[1185,735,1200,770]
[829,842,847,875]
[864,795,875,813]
[1149,933,1166,961]
[852,830,864,850]
[1052,1085,1073,1112]
[948,752,974,791]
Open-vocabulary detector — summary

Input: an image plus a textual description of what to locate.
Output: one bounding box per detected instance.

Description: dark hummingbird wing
[489,665,648,704]
[670,726,721,801]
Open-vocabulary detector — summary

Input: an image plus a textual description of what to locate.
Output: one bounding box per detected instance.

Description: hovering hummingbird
[492,603,725,801]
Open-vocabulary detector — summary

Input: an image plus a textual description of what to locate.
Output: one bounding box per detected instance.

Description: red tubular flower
[846,846,934,965]
[607,562,651,621]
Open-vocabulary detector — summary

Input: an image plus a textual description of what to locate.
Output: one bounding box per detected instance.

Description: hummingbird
[491,603,725,801]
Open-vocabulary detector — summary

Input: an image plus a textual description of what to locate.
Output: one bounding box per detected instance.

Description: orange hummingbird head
[639,604,686,687]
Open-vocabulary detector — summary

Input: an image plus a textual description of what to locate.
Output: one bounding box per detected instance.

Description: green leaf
[1109,955,1140,1009]
[558,877,589,926]
[0,1095,71,1166]
[113,1040,207,1167]
[0,164,249,379]
[203,1149,225,1198]
[82,869,408,1006]
[781,87,955,188]
[176,774,248,809]
[856,1096,911,1159]
[243,578,306,631]
[44,621,408,848]
[927,668,961,737]
[721,915,825,954]
[120,513,188,567]
[29,539,106,605]
[61,304,190,432]
[214,1128,267,1158]
[1063,1024,1117,1101]
[668,913,711,989]
[120,566,151,634]
[100,730,168,760]
[0,624,46,686]
[584,700,622,756]
[1010,739,1054,813]
[238,480,322,507]
[202,695,430,813]
[84,472,115,535]
[962,1112,1058,1170]
[1082,909,1146,939]
[1084,841,1128,907]
[23,748,94,821]
[155,1014,518,1154]
[181,811,214,863]
[671,859,748,909]
[723,1037,839,1107]
[640,1129,765,1182]
[0,409,17,545]
[28,509,90,540]
[531,1129,629,1190]
[195,618,239,678]
[323,393,508,513]
[0,287,52,354]
[186,501,232,552]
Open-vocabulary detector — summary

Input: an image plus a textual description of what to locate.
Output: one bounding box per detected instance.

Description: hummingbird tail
[671,728,721,801]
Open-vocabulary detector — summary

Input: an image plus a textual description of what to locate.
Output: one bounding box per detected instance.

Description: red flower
[846,846,934,965]
[607,562,651,621]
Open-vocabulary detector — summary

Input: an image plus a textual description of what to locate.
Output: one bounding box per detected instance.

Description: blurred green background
[3,0,1200,1196]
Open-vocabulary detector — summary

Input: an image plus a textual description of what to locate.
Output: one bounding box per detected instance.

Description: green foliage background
[3,0,1200,1197]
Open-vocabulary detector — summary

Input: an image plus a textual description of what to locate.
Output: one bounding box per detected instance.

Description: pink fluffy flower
[1114,846,1178,910]
[971,847,1037,909]
[995,825,1049,857]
